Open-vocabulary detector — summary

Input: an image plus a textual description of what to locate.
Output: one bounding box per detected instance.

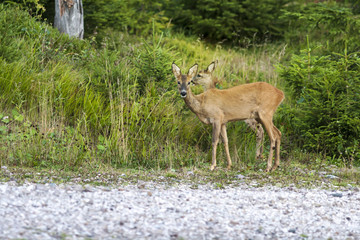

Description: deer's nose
[180,90,187,98]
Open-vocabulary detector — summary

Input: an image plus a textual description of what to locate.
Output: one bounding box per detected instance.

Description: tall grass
[0,5,287,172]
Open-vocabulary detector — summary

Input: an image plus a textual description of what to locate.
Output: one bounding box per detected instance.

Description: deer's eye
[197,74,201,77]
[188,81,191,85]
[177,81,180,85]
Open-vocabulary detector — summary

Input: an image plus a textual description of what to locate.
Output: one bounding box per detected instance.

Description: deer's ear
[207,61,217,73]
[172,63,181,79]
[188,64,198,79]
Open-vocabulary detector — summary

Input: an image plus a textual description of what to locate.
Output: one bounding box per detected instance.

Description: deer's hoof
[270,165,278,172]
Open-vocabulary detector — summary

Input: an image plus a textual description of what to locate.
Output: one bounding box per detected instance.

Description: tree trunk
[54,0,84,39]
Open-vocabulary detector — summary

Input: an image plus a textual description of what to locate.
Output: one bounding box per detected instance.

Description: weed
[165,172,177,179]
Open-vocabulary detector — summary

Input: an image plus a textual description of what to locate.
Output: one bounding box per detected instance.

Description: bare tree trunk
[54,0,84,39]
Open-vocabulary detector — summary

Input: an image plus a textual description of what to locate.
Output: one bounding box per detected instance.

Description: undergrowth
[0,5,278,172]
[1,4,359,179]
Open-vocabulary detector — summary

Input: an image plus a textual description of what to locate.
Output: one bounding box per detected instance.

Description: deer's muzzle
[180,90,187,98]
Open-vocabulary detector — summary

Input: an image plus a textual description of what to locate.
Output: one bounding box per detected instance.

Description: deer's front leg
[221,124,232,170]
[210,121,221,171]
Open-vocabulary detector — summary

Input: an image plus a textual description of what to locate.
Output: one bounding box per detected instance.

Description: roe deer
[193,61,264,160]
[172,63,284,172]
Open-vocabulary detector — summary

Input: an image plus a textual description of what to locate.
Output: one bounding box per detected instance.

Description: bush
[2,0,45,16]
[278,40,360,165]
[282,2,360,54]
[132,29,177,94]
[167,0,291,44]
[83,0,170,40]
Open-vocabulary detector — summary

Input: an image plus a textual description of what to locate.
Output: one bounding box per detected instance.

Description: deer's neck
[183,88,202,114]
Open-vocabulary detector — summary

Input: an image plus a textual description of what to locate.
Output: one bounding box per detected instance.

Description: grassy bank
[0,5,359,186]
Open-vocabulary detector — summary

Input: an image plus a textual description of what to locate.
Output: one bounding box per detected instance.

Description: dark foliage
[167,0,290,44]
[278,40,360,165]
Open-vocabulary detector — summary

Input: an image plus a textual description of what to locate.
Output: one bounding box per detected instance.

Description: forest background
[0,0,360,182]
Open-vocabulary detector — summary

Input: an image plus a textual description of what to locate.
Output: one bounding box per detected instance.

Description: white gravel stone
[0,182,359,239]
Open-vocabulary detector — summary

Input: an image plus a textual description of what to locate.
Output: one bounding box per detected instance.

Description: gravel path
[0,181,359,240]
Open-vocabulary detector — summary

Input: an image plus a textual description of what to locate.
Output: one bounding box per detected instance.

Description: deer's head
[192,61,217,89]
[172,63,198,98]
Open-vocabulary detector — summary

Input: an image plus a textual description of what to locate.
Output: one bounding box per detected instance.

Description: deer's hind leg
[258,114,276,172]
[270,125,282,171]
[220,124,232,170]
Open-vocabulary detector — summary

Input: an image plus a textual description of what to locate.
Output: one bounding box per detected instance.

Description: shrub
[83,0,170,40]
[132,29,177,94]
[167,0,291,44]
[278,40,360,165]
[282,2,360,54]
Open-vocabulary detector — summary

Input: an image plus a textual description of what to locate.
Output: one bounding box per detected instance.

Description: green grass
[0,5,359,187]
[0,5,278,172]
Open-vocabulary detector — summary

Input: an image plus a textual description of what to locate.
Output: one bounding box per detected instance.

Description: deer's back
[199,82,284,121]
[203,82,283,102]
